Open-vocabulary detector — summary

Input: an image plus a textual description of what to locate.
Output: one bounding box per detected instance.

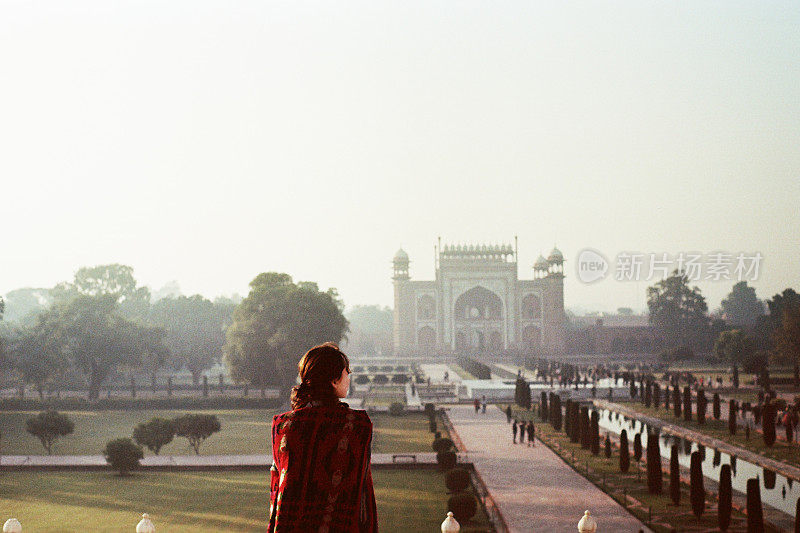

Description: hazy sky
[2,1,798,314]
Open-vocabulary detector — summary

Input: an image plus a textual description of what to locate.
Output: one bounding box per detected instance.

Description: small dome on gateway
[393,248,409,262]
[547,246,564,263]
[534,255,549,269]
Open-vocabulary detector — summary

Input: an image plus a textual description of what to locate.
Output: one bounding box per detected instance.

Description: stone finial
[577,510,597,533]
[136,513,155,533]
[3,519,22,533]
[441,511,460,532]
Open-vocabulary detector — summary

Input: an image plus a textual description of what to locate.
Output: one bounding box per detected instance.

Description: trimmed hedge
[0,396,280,411]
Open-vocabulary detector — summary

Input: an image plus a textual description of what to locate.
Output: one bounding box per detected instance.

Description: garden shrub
[103,438,144,476]
[447,492,477,523]
[445,468,470,493]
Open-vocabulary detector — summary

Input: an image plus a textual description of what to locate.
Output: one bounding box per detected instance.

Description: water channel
[591,405,798,517]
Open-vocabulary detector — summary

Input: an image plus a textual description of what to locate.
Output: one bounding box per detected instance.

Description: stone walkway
[446,403,651,533]
[0,452,441,469]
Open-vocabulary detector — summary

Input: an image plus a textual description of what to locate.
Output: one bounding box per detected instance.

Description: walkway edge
[441,407,510,533]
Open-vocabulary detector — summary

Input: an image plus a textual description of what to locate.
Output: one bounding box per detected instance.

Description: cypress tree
[729,399,738,436]
[580,407,590,449]
[564,400,573,438]
[540,391,548,422]
[673,386,682,418]
[718,463,732,532]
[644,382,652,408]
[763,402,777,447]
[630,380,637,399]
[794,497,800,533]
[653,383,661,409]
[690,451,705,519]
[604,433,612,458]
[633,432,642,462]
[571,403,580,443]
[788,418,795,443]
[746,477,764,532]
[733,364,739,389]
[669,445,680,505]
[664,384,670,410]
[554,395,563,431]
[713,393,721,420]
[646,432,662,494]
[590,411,600,456]
[697,389,707,425]
[683,386,692,422]
[620,429,630,473]
[763,468,776,490]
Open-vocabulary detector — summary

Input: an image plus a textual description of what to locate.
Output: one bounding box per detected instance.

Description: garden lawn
[0,409,446,456]
[0,470,489,532]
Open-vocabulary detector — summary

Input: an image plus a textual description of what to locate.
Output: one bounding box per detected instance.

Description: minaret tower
[542,246,566,354]
[392,248,412,353]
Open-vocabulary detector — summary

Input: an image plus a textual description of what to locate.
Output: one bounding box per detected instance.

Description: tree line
[0,265,348,403]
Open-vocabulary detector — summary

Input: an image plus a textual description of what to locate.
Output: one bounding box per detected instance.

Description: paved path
[0,452,441,469]
[446,403,650,533]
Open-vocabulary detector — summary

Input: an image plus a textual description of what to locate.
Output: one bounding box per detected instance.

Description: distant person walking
[481,395,487,413]
[506,404,512,423]
[474,398,480,413]
[526,420,535,447]
[512,420,518,444]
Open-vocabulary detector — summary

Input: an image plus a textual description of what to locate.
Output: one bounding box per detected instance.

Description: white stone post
[3,519,22,533]
[577,510,597,533]
[136,513,155,533]
[440,511,460,532]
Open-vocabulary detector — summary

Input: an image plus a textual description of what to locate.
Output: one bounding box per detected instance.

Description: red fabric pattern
[268,402,378,533]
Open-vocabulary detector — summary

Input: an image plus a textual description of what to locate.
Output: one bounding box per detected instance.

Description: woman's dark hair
[290,342,351,410]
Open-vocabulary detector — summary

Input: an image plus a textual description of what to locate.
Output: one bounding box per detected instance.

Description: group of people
[505,404,535,446]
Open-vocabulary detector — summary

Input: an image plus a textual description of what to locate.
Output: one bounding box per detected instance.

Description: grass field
[0,469,490,532]
[0,409,448,456]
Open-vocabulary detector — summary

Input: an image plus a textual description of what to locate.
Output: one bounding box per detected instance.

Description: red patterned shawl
[268,402,378,533]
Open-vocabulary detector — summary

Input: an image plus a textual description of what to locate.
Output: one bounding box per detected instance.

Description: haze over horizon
[2,1,798,315]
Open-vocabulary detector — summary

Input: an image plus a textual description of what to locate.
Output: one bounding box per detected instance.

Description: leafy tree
[223,273,347,402]
[173,414,221,454]
[26,410,74,454]
[53,264,151,321]
[774,299,800,367]
[57,295,146,400]
[720,281,764,327]
[149,295,230,386]
[1,288,52,324]
[647,270,709,350]
[103,438,144,476]
[713,330,755,366]
[132,324,171,392]
[13,313,67,399]
[133,418,175,455]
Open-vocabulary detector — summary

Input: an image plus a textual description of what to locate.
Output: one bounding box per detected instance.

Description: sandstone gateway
[392,239,566,356]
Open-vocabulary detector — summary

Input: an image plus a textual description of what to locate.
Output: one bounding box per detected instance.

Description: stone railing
[4,510,599,532]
